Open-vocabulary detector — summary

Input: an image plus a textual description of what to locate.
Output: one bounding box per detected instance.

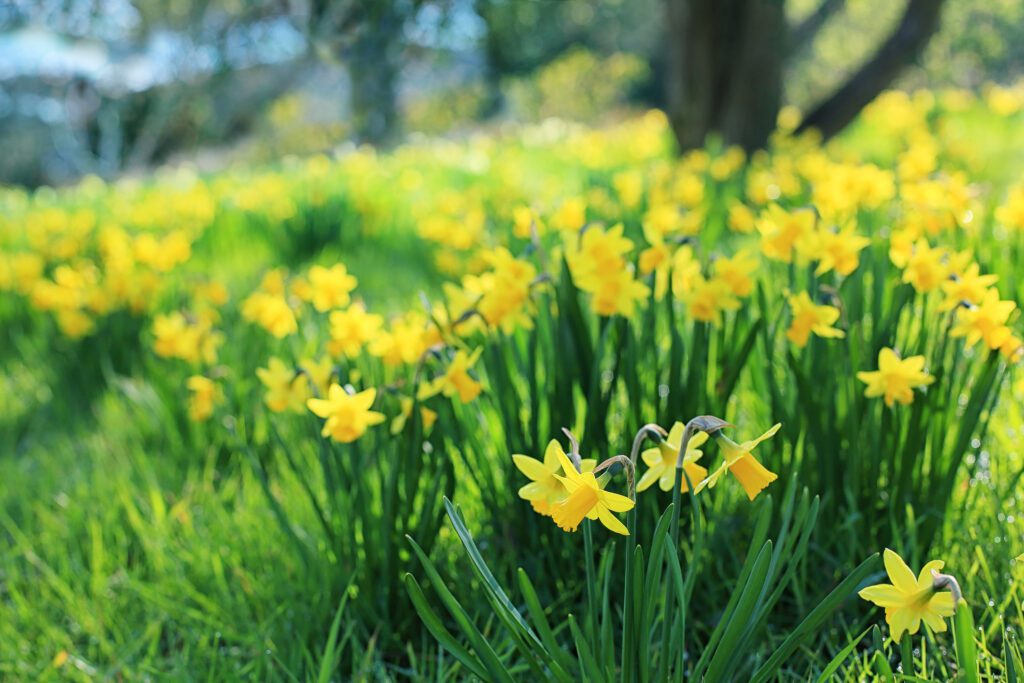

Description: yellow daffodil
[785,292,845,347]
[670,244,702,296]
[390,396,438,435]
[241,292,297,338]
[570,224,634,291]
[813,224,870,276]
[300,356,334,398]
[713,249,758,297]
[857,348,935,406]
[639,222,673,299]
[859,549,956,641]
[419,348,484,403]
[513,439,596,517]
[612,169,644,209]
[950,288,1016,350]
[696,424,781,500]
[306,264,358,312]
[512,205,545,239]
[589,265,650,317]
[682,274,740,326]
[757,205,815,263]
[307,385,385,443]
[1002,335,1024,363]
[551,196,586,232]
[328,303,383,358]
[550,445,634,535]
[995,184,1024,231]
[939,263,998,311]
[643,203,682,236]
[369,313,431,367]
[256,357,309,413]
[152,312,223,364]
[637,422,709,493]
[474,248,536,332]
[901,240,948,293]
[727,201,756,233]
[186,375,221,422]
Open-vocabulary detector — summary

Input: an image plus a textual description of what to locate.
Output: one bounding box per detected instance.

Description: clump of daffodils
[514,418,783,536]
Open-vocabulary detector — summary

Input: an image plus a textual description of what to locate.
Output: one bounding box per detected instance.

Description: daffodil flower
[418,348,484,403]
[256,356,309,413]
[513,439,596,517]
[637,422,709,493]
[550,444,634,535]
[785,292,845,348]
[859,548,956,641]
[307,385,385,443]
[696,424,781,500]
[857,347,935,406]
[186,375,221,422]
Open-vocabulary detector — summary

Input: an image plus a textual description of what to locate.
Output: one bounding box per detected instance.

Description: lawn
[2,92,1024,681]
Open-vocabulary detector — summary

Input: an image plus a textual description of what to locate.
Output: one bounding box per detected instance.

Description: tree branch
[788,0,845,57]
[796,0,946,140]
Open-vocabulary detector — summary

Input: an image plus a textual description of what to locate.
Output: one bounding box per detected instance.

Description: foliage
[1,89,1024,679]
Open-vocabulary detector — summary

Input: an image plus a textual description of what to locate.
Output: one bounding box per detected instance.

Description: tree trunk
[796,0,946,140]
[664,0,786,153]
[348,4,402,146]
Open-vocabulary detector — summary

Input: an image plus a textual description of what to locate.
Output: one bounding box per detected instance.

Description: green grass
[2,100,1024,680]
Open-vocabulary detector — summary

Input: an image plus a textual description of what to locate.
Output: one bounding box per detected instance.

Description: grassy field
[2,90,1024,681]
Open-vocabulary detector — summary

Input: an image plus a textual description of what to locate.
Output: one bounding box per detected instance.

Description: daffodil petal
[599,489,635,513]
[858,584,904,608]
[883,549,919,593]
[513,454,551,481]
[596,506,629,535]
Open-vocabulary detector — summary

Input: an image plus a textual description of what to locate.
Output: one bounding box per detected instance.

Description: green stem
[622,425,660,683]
[584,519,598,645]
[659,424,696,681]
[900,634,914,678]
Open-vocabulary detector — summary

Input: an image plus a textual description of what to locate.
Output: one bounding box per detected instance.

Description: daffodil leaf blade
[953,601,979,683]
[750,552,880,683]
[702,540,774,682]
[402,573,496,682]
[516,568,577,681]
[405,537,514,683]
[814,627,871,683]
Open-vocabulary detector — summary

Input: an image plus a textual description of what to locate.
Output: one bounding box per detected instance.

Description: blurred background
[2,0,1021,188]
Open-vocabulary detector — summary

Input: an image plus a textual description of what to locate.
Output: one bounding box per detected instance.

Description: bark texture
[664,0,786,152]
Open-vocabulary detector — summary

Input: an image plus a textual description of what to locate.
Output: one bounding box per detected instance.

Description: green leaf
[1005,631,1021,683]
[750,552,879,683]
[815,628,870,683]
[316,576,355,683]
[872,650,895,681]
[441,500,574,681]
[702,540,774,682]
[402,574,494,681]
[517,568,577,676]
[569,613,609,683]
[953,601,979,683]
[406,539,515,683]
